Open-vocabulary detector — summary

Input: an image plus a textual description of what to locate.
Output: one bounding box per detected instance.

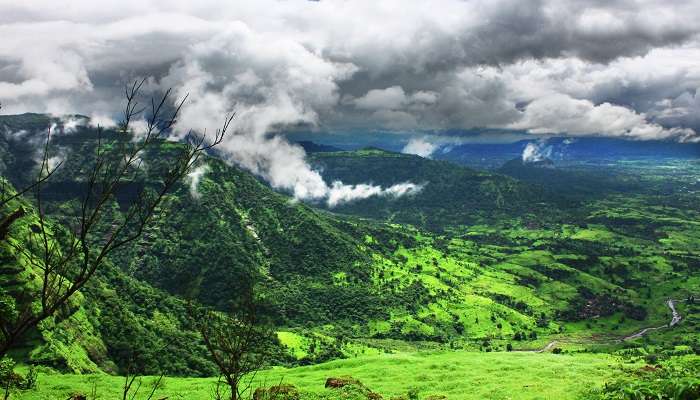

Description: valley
[1,115,699,399]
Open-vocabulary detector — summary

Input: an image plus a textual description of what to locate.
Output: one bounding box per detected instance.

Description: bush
[0,357,20,388]
[588,357,700,400]
[407,387,419,400]
[0,357,38,391]
[645,354,659,364]
[23,366,38,390]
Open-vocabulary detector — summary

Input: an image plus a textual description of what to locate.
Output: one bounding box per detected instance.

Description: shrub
[407,387,420,400]
[645,354,659,364]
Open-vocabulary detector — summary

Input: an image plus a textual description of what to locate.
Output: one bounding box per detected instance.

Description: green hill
[308,148,568,230]
[498,157,643,198]
[1,114,699,382]
[0,176,216,375]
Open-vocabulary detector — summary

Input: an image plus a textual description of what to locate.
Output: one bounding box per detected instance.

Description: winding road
[622,299,681,341]
[525,298,685,352]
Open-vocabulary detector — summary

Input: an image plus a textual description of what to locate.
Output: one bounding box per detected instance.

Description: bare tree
[122,363,165,400]
[194,285,275,400]
[0,79,232,358]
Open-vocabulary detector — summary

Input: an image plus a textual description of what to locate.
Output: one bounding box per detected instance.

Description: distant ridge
[295,140,344,153]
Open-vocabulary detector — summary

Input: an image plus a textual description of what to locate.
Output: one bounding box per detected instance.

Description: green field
[14,351,631,400]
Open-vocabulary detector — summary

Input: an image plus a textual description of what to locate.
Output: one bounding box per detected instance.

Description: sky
[1,0,699,203]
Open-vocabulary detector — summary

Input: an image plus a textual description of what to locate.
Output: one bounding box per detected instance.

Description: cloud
[3,1,699,124]
[510,94,697,141]
[187,163,210,200]
[326,181,423,208]
[46,153,65,171]
[521,141,552,163]
[353,86,407,110]
[402,137,438,158]
[1,0,699,201]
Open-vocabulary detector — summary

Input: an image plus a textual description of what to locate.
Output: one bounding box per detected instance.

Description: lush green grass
[14,351,631,400]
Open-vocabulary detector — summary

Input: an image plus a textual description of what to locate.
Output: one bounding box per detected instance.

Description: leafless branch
[193,284,274,400]
[0,80,232,359]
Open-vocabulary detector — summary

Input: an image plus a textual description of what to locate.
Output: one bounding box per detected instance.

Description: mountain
[282,132,700,170]
[543,137,700,159]
[0,177,217,375]
[295,140,344,153]
[308,148,569,230]
[437,137,700,169]
[1,114,699,380]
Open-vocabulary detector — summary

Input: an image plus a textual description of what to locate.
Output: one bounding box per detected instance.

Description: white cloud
[187,163,210,200]
[410,91,439,105]
[88,114,117,129]
[402,138,437,158]
[326,181,423,208]
[1,0,699,202]
[46,154,64,171]
[522,141,552,163]
[510,94,697,141]
[384,182,424,197]
[354,86,407,110]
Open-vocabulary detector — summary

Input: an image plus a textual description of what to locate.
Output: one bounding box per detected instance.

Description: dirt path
[668,299,682,326]
[519,298,685,352]
[622,299,681,341]
[534,340,558,353]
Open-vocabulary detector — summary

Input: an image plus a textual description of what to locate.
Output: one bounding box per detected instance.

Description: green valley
[3,4,700,399]
[1,115,699,400]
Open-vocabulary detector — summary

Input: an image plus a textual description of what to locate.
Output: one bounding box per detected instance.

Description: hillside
[1,114,699,382]
[0,176,217,375]
[498,157,644,198]
[308,148,565,230]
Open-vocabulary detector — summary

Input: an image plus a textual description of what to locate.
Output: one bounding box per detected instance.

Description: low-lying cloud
[521,141,553,163]
[187,163,210,200]
[402,138,438,158]
[510,94,698,142]
[326,181,424,208]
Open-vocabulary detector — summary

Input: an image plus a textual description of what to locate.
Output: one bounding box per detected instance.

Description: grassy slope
[0,179,110,373]
[308,150,700,341]
[15,351,630,400]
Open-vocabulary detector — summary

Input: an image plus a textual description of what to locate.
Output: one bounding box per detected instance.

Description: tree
[195,284,275,400]
[0,79,231,358]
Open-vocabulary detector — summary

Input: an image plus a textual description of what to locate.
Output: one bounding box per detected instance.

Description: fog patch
[326,181,424,208]
[187,163,210,200]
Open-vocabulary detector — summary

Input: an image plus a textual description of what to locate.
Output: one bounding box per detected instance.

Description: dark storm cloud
[1,0,699,201]
[456,0,697,65]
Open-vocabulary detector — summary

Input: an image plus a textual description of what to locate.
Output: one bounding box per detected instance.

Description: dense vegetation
[1,114,699,399]
[308,148,562,230]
